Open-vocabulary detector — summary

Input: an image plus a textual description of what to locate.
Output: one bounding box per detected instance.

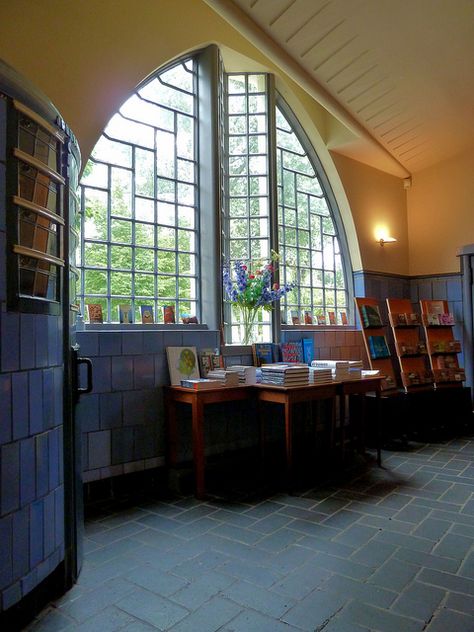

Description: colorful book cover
[368,335,390,359]
[118,304,133,324]
[87,303,103,323]
[291,310,301,325]
[302,338,314,365]
[361,304,382,328]
[280,341,304,363]
[304,311,313,325]
[328,311,336,325]
[199,348,222,376]
[340,311,348,325]
[316,314,326,325]
[252,343,276,366]
[140,305,154,324]
[163,305,176,324]
[166,346,200,385]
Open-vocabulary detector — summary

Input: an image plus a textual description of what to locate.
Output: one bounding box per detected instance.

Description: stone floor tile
[393,503,432,524]
[170,570,235,610]
[338,600,424,632]
[418,567,474,595]
[166,596,242,632]
[126,564,188,597]
[321,509,361,529]
[308,551,373,581]
[218,558,282,588]
[334,523,378,548]
[255,527,303,553]
[394,546,460,573]
[249,513,294,534]
[322,573,397,609]
[282,588,348,632]
[391,580,446,622]
[219,609,301,632]
[221,579,295,618]
[66,605,136,632]
[425,607,474,632]
[116,587,189,629]
[445,591,474,616]
[412,517,451,541]
[432,532,474,560]
[368,558,420,592]
[25,607,74,632]
[270,564,331,600]
[350,540,397,568]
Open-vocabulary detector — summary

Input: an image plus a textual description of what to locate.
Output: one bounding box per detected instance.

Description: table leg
[259,399,266,470]
[284,400,293,491]
[165,395,178,467]
[376,389,382,467]
[191,399,206,499]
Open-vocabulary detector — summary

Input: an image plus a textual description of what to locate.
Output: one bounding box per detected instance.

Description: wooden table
[163,385,253,499]
[337,376,384,466]
[255,382,338,490]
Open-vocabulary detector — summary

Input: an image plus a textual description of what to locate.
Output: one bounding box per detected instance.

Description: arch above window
[78,46,353,338]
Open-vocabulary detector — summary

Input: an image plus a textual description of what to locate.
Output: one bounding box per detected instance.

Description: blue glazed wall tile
[99,392,122,429]
[417,281,433,301]
[54,487,64,549]
[134,425,158,460]
[47,315,62,367]
[29,500,44,568]
[162,331,183,347]
[0,515,12,591]
[36,432,49,498]
[76,393,100,432]
[20,313,36,369]
[154,354,169,386]
[35,315,49,367]
[91,356,112,393]
[1,442,20,515]
[76,332,99,357]
[122,331,144,355]
[21,568,38,598]
[141,390,162,425]
[111,356,133,391]
[52,367,63,427]
[43,492,55,558]
[142,330,164,353]
[1,312,20,371]
[122,391,146,426]
[133,355,155,389]
[0,230,6,302]
[353,272,366,297]
[29,369,44,435]
[99,332,122,356]
[42,369,54,428]
[0,374,12,445]
[447,276,462,301]
[88,430,111,469]
[58,426,64,484]
[20,437,36,507]
[111,427,134,464]
[48,428,60,490]
[2,581,22,610]
[12,507,29,580]
[432,279,448,300]
[409,281,419,302]
[12,372,29,440]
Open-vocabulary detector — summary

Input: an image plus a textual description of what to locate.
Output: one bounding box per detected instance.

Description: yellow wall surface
[408,148,474,275]
[0,0,415,277]
[331,153,409,275]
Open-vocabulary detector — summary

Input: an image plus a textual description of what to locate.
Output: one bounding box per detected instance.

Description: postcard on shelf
[328,311,336,325]
[304,311,313,325]
[340,311,348,325]
[252,343,277,366]
[182,315,198,324]
[199,348,222,377]
[302,338,314,365]
[166,346,200,385]
[367,335,390,359]
[439,313,455,325]
[118,304,133,324]
[163,305,176,324]
[425,312,441,326]
[87,303,103,323]
[360,304,382,328]
[291,310,301,325]
[280,341,304,363]
[316,314,326,325]
[140,305,154,324]
[394,312,408,326]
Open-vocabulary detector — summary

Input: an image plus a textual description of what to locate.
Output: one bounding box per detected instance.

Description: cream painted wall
[0,0,416,276]
[408,148,474,275]
[331,153,409,275]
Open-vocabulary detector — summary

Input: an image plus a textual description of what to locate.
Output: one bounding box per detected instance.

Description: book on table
[180,378,221,390]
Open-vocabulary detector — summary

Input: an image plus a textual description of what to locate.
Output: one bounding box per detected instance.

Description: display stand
[386,298,433,391]
[354,297,397,391]
[420,299,465,387]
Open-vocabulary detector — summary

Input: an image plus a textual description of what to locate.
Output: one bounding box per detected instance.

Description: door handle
[76,356,93,395]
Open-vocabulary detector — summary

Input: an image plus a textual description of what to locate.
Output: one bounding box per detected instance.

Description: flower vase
[240,306,258,346]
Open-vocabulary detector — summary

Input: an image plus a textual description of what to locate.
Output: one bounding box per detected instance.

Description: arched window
[79,47,350,337]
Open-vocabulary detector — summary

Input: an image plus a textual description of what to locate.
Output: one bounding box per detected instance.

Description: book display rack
[387,298,433,390]
[420,299,465,386]
[354,297,397,391]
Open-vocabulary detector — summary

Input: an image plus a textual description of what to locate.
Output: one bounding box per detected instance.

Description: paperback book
[163,305,176,324]
[87,303,103,323]
[360,304,383,328]
[302,338,314,365]
[252,343,278,366]
[367,335,390,359]
[280,341,304,363]
[140,305,154,324]
[118,304,133,324]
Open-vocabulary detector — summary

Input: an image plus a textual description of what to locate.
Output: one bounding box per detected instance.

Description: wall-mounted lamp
[378,236,397,247]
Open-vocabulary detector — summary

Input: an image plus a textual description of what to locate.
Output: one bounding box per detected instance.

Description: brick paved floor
[27,437,474,631]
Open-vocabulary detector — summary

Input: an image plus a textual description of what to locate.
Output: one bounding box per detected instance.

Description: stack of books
[311,360,350,381]
[260,364,309,386]
[226,365,257,385]
[347,360,363,380]
[180,378,221,390]
[308,366,333,384]
[206,369,240,386]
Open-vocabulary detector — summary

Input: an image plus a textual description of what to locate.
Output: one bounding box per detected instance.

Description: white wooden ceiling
[206,0,474,175]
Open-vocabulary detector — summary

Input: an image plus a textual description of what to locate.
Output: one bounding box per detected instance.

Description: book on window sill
[328,311,336,325]
[140,305,154,324]
[163,305,176,324]
[304,311,313,325]
[87,303,103,324]
[118,304,133,324]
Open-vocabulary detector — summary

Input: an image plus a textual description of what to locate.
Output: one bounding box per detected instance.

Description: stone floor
[27,437,474,632]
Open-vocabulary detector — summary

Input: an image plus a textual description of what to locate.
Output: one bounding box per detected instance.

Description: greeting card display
[166,346,200,385]
[87,304,103,323]
[140,305,154,324]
